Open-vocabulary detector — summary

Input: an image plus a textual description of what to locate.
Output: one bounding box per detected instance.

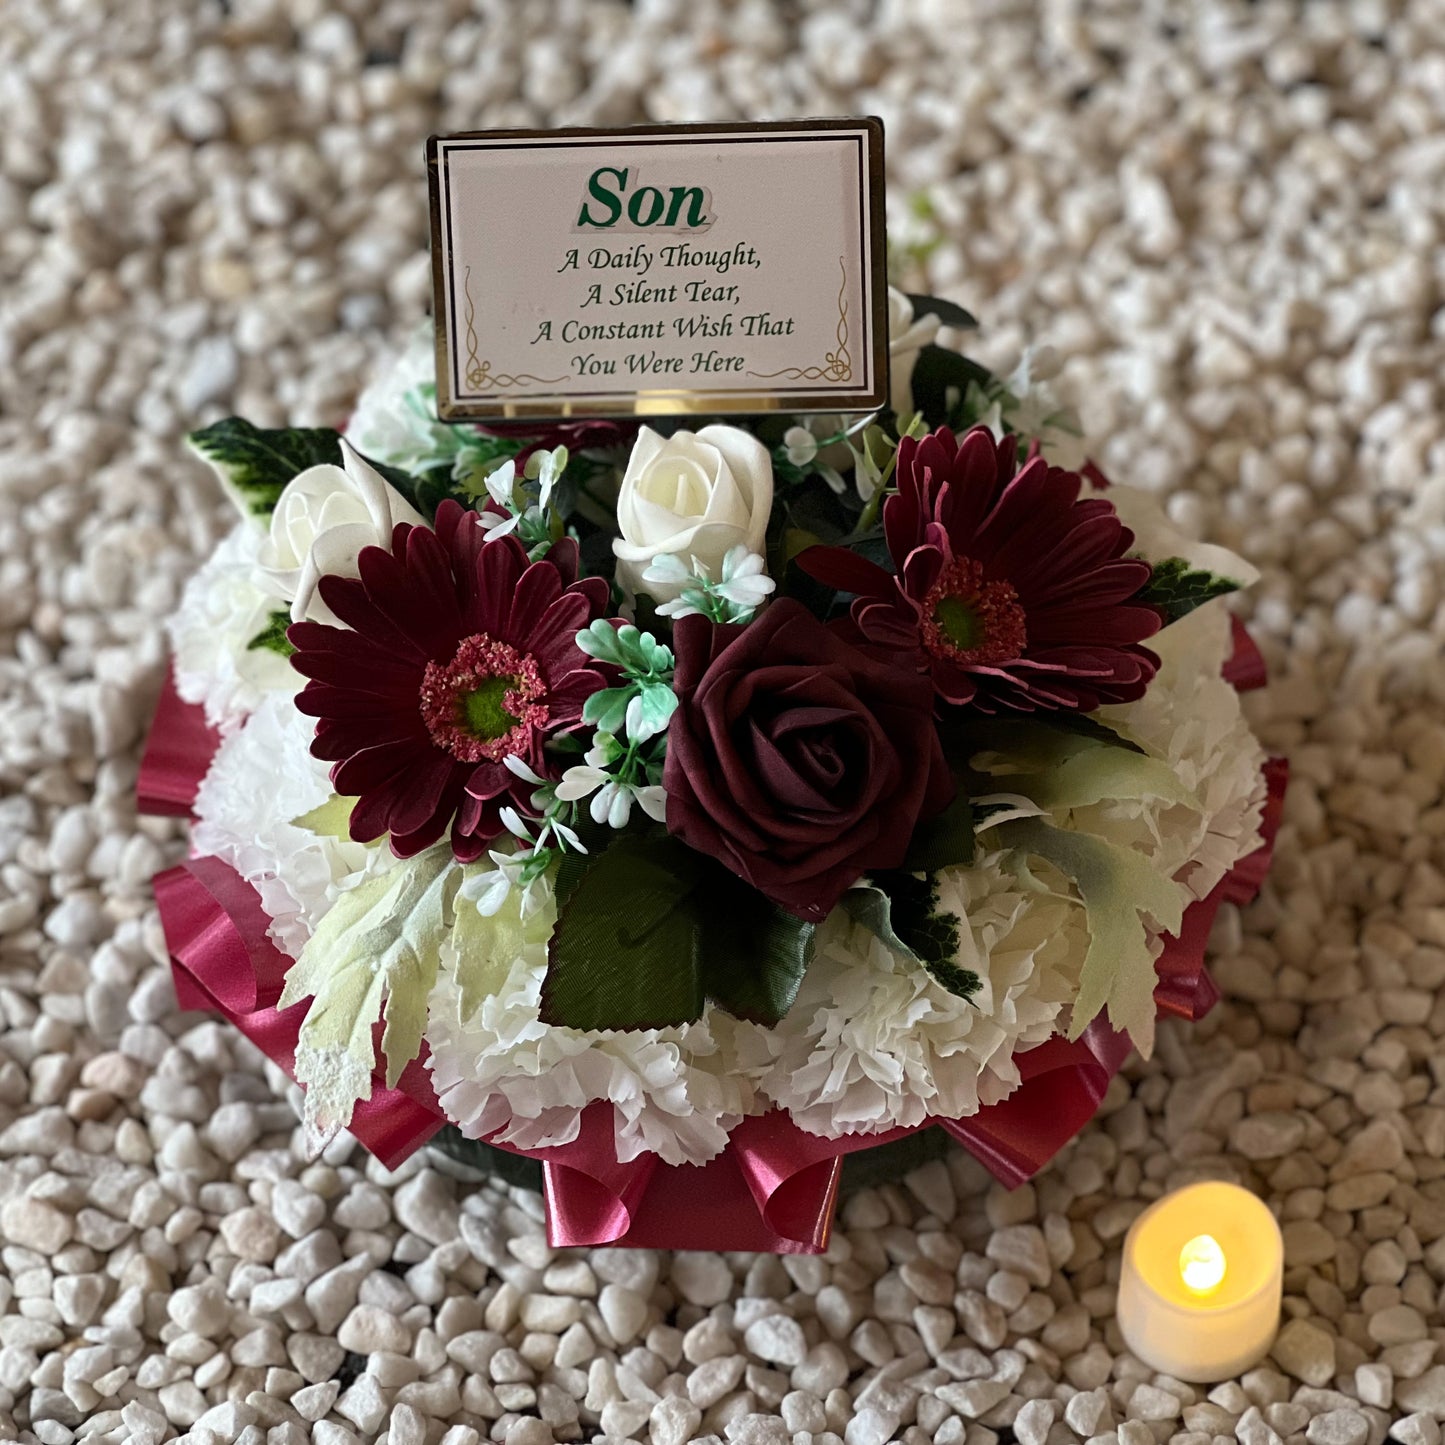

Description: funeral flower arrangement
[148,288,1277,1237]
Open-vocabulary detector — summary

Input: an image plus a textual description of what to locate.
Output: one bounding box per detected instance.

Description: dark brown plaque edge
[425,118,889,423]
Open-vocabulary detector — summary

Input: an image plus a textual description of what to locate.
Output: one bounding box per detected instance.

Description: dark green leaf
[247,610,296,658]
[188,418,344,517]
[848,526,894,575]
[783,479,862,545]
[1135,556,1243,625]
[540,837,706,1031]
[695,868,815,1025]
[902,792,976,874]
[778,553,839,623]
[908,345,998,429]
[906,293,978,330]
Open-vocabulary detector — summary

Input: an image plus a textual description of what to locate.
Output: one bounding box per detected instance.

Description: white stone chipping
[3,0,1445,1442]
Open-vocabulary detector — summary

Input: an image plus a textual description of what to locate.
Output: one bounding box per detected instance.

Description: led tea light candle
[1117,1181,1283,1382]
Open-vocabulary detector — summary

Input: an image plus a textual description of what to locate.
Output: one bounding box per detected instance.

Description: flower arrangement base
[146,301,1286,1255]
[428,1124,956,1201]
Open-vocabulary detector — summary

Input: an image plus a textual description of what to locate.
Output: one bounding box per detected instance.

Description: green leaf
[902,792,976,873]
[575,619,630,667]
[969,723,1198,815]
[540,837,706,1031]
[1135,556,1244,625]
[279,847,458,1140]
[906,293,978,330]
[582,686,634,735]
[247,609,296,658]
[291,795,357,839]
[633,682,678,739]
[995,816,1182,1045]
[908,345,999,428]
[188,418,344,518]
[694,869,815,1025]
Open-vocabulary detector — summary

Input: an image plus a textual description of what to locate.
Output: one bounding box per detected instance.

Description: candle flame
[1179,1234,1226,1295]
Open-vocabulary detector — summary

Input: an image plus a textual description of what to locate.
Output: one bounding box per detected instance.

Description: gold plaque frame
[426,118,889,422]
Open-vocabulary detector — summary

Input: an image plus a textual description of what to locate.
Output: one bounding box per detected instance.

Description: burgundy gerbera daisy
[288,499,609,861]
[799,426,1161,712]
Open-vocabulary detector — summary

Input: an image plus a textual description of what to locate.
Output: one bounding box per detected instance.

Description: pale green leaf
[972,726,1198,815]
[291,795,358,839]
[448,869,554,1025]
[995,817,1183,1049]
[279,847,458,1142]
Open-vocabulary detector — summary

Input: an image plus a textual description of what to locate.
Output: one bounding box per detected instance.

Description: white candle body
[1117,1181,1283,1383]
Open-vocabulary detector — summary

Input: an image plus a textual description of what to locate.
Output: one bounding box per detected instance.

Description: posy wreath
[142,291,1284,1252]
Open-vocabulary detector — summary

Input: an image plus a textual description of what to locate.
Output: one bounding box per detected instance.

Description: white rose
[612,425,773,601]
[887,285,941,416]
[257,437,427,625]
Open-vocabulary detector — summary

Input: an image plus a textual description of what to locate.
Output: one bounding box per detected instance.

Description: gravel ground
[3,1,1444,1443]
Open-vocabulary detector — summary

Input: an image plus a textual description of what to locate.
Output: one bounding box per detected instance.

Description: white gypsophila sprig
[500,757,587,855]
[477,459,521,539]
[981,344,1087,470]
[457,847,550,919]
[645,545,776,623]
[453,759,591,920]
[556,740,667,830]
[783,425,819,467]
[474,446,569,556]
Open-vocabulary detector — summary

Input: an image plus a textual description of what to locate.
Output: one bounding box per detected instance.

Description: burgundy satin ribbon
[1224,614,1268,693]
[137,664,221,816]
[140,633,1287,1252]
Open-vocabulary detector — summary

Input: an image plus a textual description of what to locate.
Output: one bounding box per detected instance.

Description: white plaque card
[427,119,888,420]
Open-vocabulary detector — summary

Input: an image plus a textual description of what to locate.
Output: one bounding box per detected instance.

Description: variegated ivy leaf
[247,609,296,658]
[995,816,1182,1054]
[278,846,458,1149]
[1136,556,1246,625]
[188,418,344,519]
[291,795,357,840]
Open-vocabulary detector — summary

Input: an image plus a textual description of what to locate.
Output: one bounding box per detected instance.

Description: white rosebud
[257,438,426,625]
[887,286,942,416]
[612,425,773,602]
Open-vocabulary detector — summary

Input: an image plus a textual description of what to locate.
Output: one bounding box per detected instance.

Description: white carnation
[344,325,454,476]
[748,855,1086,1138]
[1088,601,1267,902]
[168,522,297,735]
[191,692,394,958]
[426,894,753,1168]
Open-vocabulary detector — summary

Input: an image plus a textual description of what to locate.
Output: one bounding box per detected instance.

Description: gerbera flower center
[920,557,1028,669]
[419,634,549,764]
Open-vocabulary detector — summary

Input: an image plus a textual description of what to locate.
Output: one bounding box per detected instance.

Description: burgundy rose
[664,599,954,923]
